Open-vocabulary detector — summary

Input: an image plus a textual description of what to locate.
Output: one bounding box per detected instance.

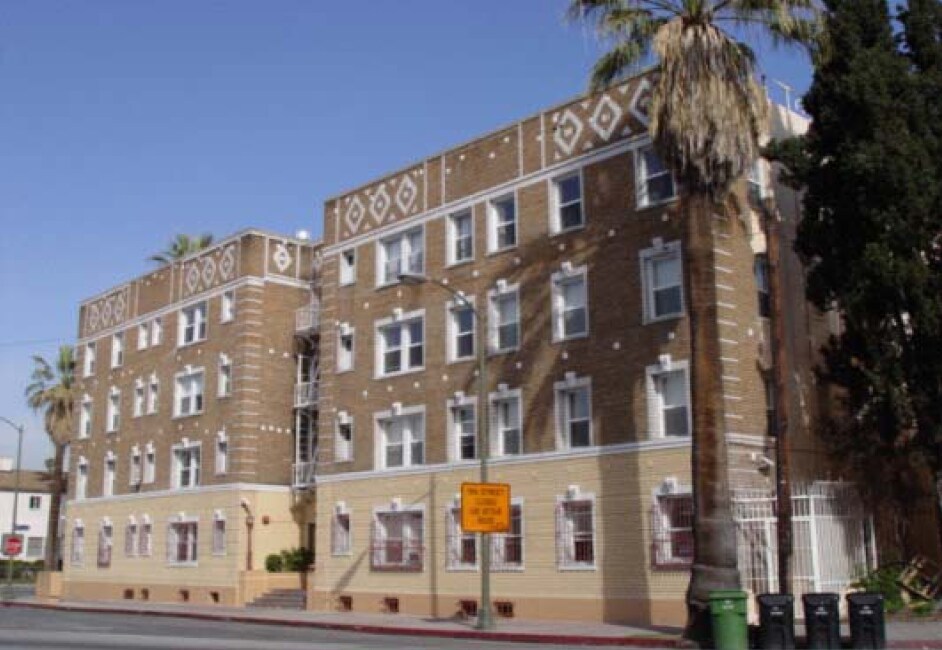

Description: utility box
[802,592,841,650]
[847,592,886,649]
[709,590,749,650]
[757,593,795,649]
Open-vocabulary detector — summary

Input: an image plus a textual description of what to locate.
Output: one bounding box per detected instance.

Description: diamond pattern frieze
[589,93,623,141]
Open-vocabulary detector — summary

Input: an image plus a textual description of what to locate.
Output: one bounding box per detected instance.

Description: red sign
[3,534,22,557]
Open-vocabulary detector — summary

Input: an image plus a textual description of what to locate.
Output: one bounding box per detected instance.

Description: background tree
[568,1,819,644]
[149,233,214,264]
[771,0,942,556]
[25,346,75,569]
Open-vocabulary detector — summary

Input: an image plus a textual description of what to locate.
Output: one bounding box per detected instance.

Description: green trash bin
[710,590,749,650]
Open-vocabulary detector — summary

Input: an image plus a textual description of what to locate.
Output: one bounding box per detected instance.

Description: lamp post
[399,272,494,630]
[0,417,25,601]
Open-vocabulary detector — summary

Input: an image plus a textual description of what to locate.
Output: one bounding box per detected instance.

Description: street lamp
[399,272,495,630]
[0,416,25,601]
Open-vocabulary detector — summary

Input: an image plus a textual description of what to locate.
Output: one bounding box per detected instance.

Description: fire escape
[293,260,321,488]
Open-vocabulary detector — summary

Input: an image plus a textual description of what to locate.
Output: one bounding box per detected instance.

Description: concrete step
[247,588,306,610]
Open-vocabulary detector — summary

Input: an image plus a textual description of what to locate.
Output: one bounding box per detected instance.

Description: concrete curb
[0,601,693,648]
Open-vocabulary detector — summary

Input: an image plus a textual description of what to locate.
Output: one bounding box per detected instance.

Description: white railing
[295,305,320,333]
[294,381,318,408]
[293,461,317,487]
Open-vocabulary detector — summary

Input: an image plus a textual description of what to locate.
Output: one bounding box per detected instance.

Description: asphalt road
[0,608,565,650]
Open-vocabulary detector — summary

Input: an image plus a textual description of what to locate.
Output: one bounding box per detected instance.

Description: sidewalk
[2,596,942,648]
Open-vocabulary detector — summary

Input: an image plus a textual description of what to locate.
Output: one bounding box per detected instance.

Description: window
[332,507,352,555]
[111,333,124,368]
[450,401,477,462]
[125,520,138,557]
[221,290,235,322]
[551,267,588,340]
[212,513,226,555]
[556,379,592,449]
[174,368,204,417]
[106,388,120,433]
[492,503,524,571]
[490,390,522,456]
[641,242,684,322]
[130,447,142,485]
[337,325,354,372]
[335,414,352,462]
[28,496,41,510]
[378,411,425,469]
[147,374,159,414]
[371,510,423,571]
[83,342,96,377]
[648,362,691,437]
[133,379,145,417]
[76,459,88,500]
[97,522,113,568]
[103,453,116,497]
[765,375,777,437]
[652,491,694,567]
[151,318,163,346]
[447,507,477,570]
[448,210,474,264]
[71,523,85,565]
[139,519,153,556]
[339,248,356,285]
[215,433,228,475]
[377,315,424,376]
[755,254,771,318]
[557,498,595,569]
[747,159,765,205]
[137,323,149,350]
[167,519,198,565]
[79,396,92,439]
[637,145,676,207]
[488,194,517,252]
[26,536,43,558]
[378,228,423,285]
[179,302,208,346]
[173,442,201,489]
[144,444,156,484]
[552,172,583,232]
[489,285,519,353]
[447,302,475,362]
[218,354,232,397]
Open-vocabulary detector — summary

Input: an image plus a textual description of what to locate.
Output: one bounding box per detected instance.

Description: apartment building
[62,230,319,605]
[0,458,53,562]
[298,72,811,627]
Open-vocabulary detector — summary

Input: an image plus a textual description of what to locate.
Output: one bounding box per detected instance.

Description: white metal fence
[734,481,877,599]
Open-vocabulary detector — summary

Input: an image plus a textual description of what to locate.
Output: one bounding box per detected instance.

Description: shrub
[264,553,284,573]
[852,565,907,614]
[281,547,313,572]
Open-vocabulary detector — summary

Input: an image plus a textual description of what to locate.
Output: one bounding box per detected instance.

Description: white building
[0,457,53,561]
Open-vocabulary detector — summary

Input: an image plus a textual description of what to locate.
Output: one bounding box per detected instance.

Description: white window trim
[125,515,138,557]
[375,225,425,288]
[133,378,145,418]
[446,394,478,464]
[139,515,153,557]
[102,451,116,498]
[217,354,232,398]
[79,395,92,439]
[137,323,149,351]
[111,332,124,369]
[83,342,96,377]
[212,510,227,556]
[548,169,585,235]
[445,296,476,364]
[147,373,159,415]
[446,502,478,572]
[220,290,235,323]
[554,375,593,450]
[106,387,120,433]
[640,240,685,324]
[488,386,523,458]
[166,513,199,567]
[373,404,426,471]
[334,412,353,463]
[374,309,425,379]
[215,430,228,475]
[336,323,355,373]
[173,366,205,418]
[487,282,521,355]
[446,209,475,267]
[71,521,85,566]
[331,502,352,557]
[76,458,88,501]
[370,502,425,571]
[171,439,202,490]
[556,488,597,571]
[339,248,357,286]
[646,358,692,439]
[492,497,526,572]
[129,445,142,486]
[635,143,678,209]
[486,191,518,254]
[151,318,163,346]
[550,264,589,342]
[177,302,208,348]
[143,442,156,484]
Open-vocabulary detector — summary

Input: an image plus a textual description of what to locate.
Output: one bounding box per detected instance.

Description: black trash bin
[757,593,795,649]
[847,592,886,649]
[802,592,841,650]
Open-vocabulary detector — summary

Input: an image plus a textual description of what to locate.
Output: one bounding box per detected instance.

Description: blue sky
[0,0,813,469]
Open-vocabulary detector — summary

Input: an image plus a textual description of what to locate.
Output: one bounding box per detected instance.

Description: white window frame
[374,310,425,378]
[173,367,205,418]
[556,489,597,571]
[212,510,226,556]
[111,332,124,368]
[489,387,523,457]
[166,515,199,566]
[106,387,120,433]
[640,240,685,323]
[335,412,353,463]
[133,378,145,418]
[636,144,677,208]
[446,297,476,363]
[551,265,589,342]
[651,480,694,568]
[646,358,692,438]
[747,158,766,204]
[76,458,88,500]
[447,209,474,265]
[492,499,525,572]
[172,440,202,489]
[488,282,520,354]
[220,290,235,323]
[376,226,424,287]
[102,452,116,497]
[550,170,584,234]
[339,248,357,286]
[147,373,159,414]
[28,495,42,510]
[336,323,355,373]
[370,505,424,572]
[151,318,163,346]
[215,431,228,475]
[137,323,149,350]
[447,394,477,463]
[554,375,593,450]
[70,522,85,566]
[79,395,92,439]
[139,516,153,556]
[129,446,142,485]
[218,354,232,398]
[178,302,208,347]
[143,443,156,484]
[98,520,114,569]
[125,517,138,557]
[331,503,352,556]
[487,193,517,253]
[374,405,426,470]
[83,342,96,377]
[446,504,478,571]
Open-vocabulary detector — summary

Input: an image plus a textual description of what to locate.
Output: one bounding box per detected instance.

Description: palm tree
[568,1,819,643]
[25,346,75,570]
[149,233,214,265]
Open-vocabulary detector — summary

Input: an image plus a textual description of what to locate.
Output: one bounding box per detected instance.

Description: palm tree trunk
[44,443,65,570]
[682,193,741,646]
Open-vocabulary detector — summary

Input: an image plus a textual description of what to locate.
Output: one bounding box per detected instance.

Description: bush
[281,547,313,572]
[852,565,907,614]
[264,553,284,573]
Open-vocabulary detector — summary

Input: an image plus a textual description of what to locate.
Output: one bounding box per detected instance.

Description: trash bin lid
[802,592,839,605]
[710,590,748,601]
[847,592,884,606]
[758,593,794,606]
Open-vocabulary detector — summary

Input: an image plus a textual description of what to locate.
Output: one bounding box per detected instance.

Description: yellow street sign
[460,482,511,533]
